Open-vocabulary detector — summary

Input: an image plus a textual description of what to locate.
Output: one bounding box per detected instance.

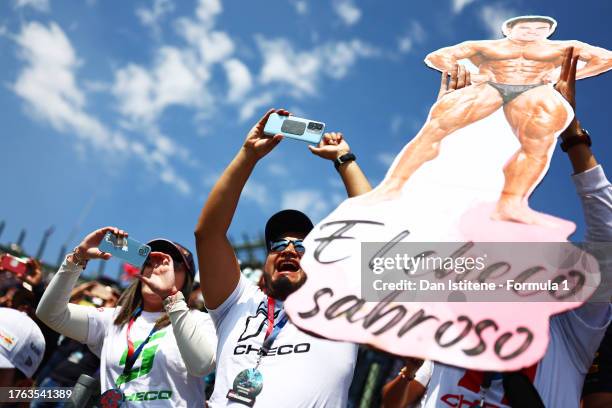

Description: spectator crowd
[0,43,610,408]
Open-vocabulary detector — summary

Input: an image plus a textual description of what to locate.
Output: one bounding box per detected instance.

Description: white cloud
[234,36,379,121]
[319,40,379,79]
[239,92,274,122]
[291,0,308,15]
[13,22,122,149]
[14,0,49,12]
[377,152,396,167]
[452,0,476,14]
[224,58,253,102]
[281,189,329,221]
[175,0,233,64]
[267,162,289,177]
[195,0,222,28]
[178,21,234,64]
[479,4,517,39]
[397,21,426,54]
[333,0,361,26]
[112,46,208,124]
[13,22,192,195]
[257,36,320,95]
[116,0,234,126]
[257,36,379,97]
[390,115,403,134]
[136,0,174,37]
[243,179,270,208]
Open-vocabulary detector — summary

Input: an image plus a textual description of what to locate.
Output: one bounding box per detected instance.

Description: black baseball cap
[146,239,196,279]
[264,209,314,251]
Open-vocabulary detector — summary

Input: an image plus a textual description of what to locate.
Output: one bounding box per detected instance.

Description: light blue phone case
[263,113,325,145]
[98,231,151,268]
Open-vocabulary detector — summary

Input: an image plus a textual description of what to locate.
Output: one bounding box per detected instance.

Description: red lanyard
[258,297,288,361]
[123,308,158,375]
[265,297,276,339]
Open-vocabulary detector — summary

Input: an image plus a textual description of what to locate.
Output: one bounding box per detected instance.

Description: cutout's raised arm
[568,40,612,80]
[425,41,481,72]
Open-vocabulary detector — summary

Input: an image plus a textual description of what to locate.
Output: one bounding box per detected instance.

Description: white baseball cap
[0,307,45,378]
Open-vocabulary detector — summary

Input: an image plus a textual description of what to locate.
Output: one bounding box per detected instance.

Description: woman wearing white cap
[37,226,216,407]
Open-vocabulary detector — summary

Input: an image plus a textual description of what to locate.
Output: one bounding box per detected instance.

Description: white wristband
[163,291,186,312]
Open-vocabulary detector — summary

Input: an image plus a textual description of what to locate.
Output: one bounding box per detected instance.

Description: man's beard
[265,273,306,300]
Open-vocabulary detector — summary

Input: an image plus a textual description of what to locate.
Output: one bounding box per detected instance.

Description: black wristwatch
[560,128,591,152]
[334,152,356,171]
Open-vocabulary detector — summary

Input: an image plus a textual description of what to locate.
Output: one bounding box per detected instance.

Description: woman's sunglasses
[269,239,306,254]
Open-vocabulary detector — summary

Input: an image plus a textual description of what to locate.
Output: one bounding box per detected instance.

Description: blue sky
[0,0,610,279]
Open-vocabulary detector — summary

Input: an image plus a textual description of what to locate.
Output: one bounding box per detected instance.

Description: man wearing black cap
[194,108,371,407]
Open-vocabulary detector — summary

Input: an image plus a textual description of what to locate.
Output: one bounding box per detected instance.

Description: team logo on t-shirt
[238,301,281,342]
[439,365,538,407]
[234,301,311,357]
[116,331,167,386]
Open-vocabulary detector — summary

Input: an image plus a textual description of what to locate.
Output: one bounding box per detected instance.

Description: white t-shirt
[411,360,433,408]
[414,360,434,388]
[422,304,612,408]
[86,306,216,407]
[208,275,358,407]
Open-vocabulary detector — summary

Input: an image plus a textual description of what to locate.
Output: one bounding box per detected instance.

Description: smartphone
[0,254,28,278]
[263,113,325,145]
[98,232,151,268]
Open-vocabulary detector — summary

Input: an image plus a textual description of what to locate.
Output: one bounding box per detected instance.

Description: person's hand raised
[555,47,579,109]
[437,64,472,101]
[309,132,351,161]
[243,109,290,160]
[137,252,178,300]
[73,227,128,262]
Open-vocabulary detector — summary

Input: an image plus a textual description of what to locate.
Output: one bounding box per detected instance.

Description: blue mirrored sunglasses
[269,239,306,254]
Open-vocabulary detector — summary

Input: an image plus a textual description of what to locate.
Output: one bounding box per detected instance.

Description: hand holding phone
[263,113,325,145]
[72,226,130,265]
[243,109,291,161]
[308,132,352,161]
[98,231,151,267]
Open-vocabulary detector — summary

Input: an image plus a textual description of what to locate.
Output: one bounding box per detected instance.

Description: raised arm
[555,47,611,328]
[138,253,217,377]
[568,40,612,80]
[425,41,481,72]
[309,132,372,197]
[37,226,126,342]
[195,109,286,309]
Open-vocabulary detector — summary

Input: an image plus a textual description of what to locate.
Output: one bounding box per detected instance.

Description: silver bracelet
[69,247,88,269]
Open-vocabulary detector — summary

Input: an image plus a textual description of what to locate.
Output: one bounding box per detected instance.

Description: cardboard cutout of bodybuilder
[284,16,612,371]
[367,15,612,225]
